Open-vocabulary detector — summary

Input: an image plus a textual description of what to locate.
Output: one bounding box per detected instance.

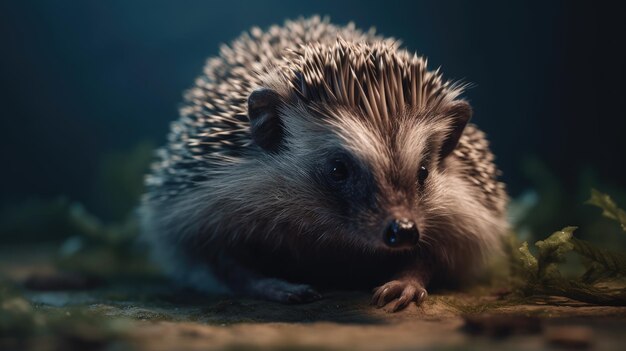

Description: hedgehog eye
[418,166,429,185]
[329,159,349,182]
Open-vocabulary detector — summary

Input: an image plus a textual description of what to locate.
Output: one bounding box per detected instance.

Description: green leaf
[518,242,538,279]
[511,219,626,305]
[587,189,626,232]
[534,226,577,281]
[535,226,577,263]
[572,238,626,277]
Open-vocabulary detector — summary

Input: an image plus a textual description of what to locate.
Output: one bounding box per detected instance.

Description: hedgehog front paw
[371,279,427,312]
[248,278,322,304]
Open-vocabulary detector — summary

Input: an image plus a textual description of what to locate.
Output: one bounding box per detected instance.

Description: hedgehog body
[140,17,508,310]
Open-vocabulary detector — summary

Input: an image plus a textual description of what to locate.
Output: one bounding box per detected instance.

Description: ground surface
[1,246,626,351]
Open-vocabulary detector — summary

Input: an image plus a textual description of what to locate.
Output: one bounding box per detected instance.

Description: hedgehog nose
[383,218,419,248]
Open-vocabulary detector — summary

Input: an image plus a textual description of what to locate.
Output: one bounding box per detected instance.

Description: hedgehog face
[246,39,476,253]
[247,87,471,253]
[310,105,471,253]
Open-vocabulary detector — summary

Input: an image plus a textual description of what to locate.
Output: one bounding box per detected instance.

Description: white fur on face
[280,104,508,271]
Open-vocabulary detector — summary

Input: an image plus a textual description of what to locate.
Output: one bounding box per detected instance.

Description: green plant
[513,190,626,305]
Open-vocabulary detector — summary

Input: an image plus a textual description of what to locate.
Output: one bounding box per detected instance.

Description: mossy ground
[2,246,626,351]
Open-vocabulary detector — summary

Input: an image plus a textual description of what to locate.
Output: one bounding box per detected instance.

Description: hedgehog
[139,16,508,312]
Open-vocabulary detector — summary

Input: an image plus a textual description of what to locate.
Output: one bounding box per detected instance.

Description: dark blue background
[1,1,625,220]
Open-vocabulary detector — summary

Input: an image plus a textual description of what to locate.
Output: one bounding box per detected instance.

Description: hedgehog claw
[371,279,427,312]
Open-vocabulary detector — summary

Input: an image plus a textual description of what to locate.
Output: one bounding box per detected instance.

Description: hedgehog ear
[440,101,472,159]
[247,88,284,152]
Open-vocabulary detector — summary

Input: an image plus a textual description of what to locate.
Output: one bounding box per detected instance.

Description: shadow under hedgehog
[139,16,508,312]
